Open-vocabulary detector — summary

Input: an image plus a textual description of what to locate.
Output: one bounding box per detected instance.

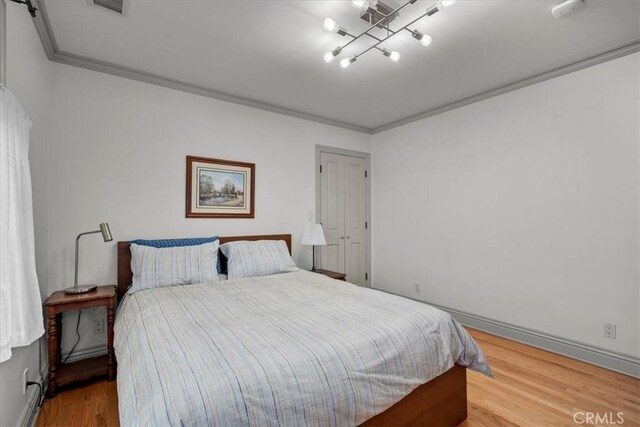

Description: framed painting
[186,156,255,218]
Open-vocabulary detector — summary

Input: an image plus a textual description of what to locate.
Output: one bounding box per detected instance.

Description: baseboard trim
[61,344,107,364]
[19,363,48,427]
[18,384,39,427]
[23,346,107,425]
[377,290,640,378]
[439,303,639,378]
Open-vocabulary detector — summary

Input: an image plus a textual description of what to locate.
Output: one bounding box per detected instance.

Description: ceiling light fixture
[322,0,456,69]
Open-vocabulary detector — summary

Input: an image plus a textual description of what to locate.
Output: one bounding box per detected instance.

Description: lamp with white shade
[301,223,327,272]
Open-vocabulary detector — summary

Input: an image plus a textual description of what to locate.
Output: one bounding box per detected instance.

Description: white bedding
[115,270,491,426]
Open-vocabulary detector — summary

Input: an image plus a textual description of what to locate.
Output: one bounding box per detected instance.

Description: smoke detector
[551,0,584,19]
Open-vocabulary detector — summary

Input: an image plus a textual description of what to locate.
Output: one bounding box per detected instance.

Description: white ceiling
[42,0,640,130]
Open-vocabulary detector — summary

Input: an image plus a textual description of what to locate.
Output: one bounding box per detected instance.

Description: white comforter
[115,270,491,426]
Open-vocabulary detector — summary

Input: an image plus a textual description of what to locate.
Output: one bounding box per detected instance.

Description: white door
[319,152,368,285]
[320,153,345,274]
[344,156,367,286]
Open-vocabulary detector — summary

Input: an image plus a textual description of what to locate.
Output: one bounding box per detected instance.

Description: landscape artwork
[186,156,255,218]
[198,169,246,208]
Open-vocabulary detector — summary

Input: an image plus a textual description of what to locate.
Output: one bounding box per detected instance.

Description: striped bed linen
[115,270,492,426]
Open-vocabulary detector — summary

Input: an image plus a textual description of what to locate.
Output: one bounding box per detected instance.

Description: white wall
[372,53,639,358]
[0,1,51,425]
[37,62,370,350]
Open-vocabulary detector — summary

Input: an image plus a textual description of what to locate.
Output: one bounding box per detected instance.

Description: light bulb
[352,0,369,10]
[324,18,339,32]
[340,56,357,69]
[389,51,400,62]
[439,0,456,7]
[324,47,342,64]
[420,34,433,47]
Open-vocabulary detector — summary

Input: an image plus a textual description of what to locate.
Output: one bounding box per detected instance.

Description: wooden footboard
[360,364,467,427]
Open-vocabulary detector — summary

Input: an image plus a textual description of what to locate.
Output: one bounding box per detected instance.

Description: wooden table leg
[55,314,62,365]
[47,310,58,398]
[106,303,116,381]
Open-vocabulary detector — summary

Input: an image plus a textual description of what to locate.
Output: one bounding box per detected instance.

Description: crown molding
[32,0,57,59]
[372,39,640,134]
[29,0,372,134]
[50,48,373,133]
[29,0,639,136]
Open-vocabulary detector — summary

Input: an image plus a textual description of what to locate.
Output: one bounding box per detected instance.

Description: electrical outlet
[22,369,28,395]
[603,322,616,339]
[94,318,105,335]
[414,283,421,293]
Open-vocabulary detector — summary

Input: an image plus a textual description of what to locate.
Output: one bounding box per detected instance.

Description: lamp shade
[99,222,113,242]
[302,224,327,246]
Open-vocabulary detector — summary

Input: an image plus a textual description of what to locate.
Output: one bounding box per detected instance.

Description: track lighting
[412,30,433,47]
[322,0,458,68]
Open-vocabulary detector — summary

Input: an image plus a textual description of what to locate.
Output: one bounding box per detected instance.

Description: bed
[115,234,491,426]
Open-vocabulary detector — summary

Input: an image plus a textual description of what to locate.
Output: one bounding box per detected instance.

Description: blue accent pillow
[130,237,222,272]
[129,237,218,248]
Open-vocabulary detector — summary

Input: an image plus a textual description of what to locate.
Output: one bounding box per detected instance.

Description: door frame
[315,145,371,287]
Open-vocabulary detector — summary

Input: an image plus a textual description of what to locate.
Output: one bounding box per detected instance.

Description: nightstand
[44,285,116,398]
[313,269,347,281]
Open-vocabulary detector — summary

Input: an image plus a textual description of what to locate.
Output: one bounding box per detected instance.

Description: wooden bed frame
[116,234,468,426]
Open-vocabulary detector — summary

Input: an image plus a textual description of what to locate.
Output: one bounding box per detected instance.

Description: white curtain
[0,85,44,363]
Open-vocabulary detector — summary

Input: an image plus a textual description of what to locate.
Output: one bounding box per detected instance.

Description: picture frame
[186,156,255,218]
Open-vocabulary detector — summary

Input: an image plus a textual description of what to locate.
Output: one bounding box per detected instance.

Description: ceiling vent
[91,0,124,14]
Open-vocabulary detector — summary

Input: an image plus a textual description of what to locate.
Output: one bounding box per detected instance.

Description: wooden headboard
[117,234,292,300]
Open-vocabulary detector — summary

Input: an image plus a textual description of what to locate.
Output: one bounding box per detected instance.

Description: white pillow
[220,240,298,279]
[130,240,220,292]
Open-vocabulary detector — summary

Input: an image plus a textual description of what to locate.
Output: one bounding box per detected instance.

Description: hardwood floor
[36,328,639,426]
[461,330,639,427]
